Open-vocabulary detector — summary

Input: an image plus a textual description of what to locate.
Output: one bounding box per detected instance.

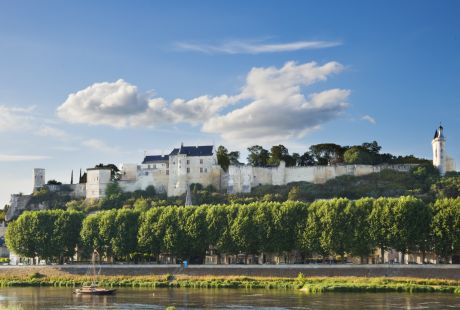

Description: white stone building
[432,125,456,175]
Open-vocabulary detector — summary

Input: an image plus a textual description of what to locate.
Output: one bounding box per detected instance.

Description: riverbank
[0,272,459,294]
[3,264,460,279]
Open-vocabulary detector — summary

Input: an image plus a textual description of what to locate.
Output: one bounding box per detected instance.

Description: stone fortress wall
[227,162,417,194]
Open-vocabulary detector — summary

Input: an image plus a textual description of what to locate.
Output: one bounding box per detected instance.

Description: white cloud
[361,115,376,124]
[0,105,36,132]
[203,61,350,144]
[57,79,236,127]
[0,154,51,162]
[176,39,341,54]
[57,60,350,144]
[82,139,120,153]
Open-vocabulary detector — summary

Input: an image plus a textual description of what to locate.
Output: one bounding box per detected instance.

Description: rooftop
[170,145,214,157]
[142,155,169,164]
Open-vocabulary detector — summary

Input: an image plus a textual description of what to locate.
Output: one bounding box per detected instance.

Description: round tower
[33,168,46,190]
[432,125,446,175]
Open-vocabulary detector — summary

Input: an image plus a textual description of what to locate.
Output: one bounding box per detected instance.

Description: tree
[5,211,61,263]
[431,174,460,198]
[301,201,326,257]
[315,198,354,260]
[137,207,164,261]
[53,210,84,262]
[80,213,104,257]
[112,209,139,261]
[157,207,186,258]
[100,183,125,210]
[206,205,237,254]
[361,141,382,154]
[298,152,315,166]
[228,151,241,165]
[268,145,289,166]
[389,197,431,264]
[343,147,373,165]
[431,198,460,261]
[247,145,269,167]
[183,206,209,261]
[216,146,230,172]
[230,205,259,254]
[309,143,345,165]
[348,198,375,263]
[270,201,307,261]
[368,198,394,263]
[98,210,117,259]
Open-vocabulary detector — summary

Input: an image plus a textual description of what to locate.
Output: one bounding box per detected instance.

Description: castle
[5,125,456,221]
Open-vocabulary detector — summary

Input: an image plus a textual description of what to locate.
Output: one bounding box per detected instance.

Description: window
[187,160,190,165]
[204,168,207,173]
[187,168,190,173]
[200,159,203,164]
[166,170,169,175]
[200,167,203,173]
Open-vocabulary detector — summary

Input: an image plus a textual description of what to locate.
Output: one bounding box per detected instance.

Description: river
[0,287,458,309]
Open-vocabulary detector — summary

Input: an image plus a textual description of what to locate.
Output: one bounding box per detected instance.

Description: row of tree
[217,141,429,170]
[6,197,460,264]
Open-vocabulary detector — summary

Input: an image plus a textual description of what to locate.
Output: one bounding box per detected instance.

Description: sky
[1,0,460,206]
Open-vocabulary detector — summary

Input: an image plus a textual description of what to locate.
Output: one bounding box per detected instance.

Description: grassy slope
[1,273,459,294]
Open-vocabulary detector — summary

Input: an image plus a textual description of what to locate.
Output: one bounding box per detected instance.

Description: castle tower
[432,125,447,175]
[33,168,46,190]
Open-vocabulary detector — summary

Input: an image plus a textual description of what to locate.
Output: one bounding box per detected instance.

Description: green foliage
[216,145,230,172]
[343,147,374,164]
[7,197,460,264]
[431,198,460,260]
[431,173,460,198]
[6,210,84,262]
[247,145,270,167]
[309,143,345,165]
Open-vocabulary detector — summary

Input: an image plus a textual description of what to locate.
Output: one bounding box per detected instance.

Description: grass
[0,273,458,294]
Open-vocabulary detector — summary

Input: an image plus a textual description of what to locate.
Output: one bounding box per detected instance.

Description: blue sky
[1,0,459,205]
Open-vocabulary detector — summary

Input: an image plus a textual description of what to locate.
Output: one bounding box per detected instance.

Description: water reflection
[0,287,458,309]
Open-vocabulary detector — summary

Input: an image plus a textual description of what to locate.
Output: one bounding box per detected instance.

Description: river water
[0,287,458,309]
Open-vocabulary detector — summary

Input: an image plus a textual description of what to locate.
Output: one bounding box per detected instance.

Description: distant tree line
[6,197,460,264]
[217,141,430,170]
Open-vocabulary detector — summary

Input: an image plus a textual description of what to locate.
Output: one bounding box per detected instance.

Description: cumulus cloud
[203,61,349,143]
[361,115,376,124]
[57,79,236,127]
[57,60,350,144]
[176,39,341,54]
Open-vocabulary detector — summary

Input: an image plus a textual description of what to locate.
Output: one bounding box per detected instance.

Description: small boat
[74,250,116,295]
[74,284,116,295]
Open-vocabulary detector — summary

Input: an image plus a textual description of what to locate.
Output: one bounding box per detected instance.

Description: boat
[74,250,116,295]
[74,285,116,295]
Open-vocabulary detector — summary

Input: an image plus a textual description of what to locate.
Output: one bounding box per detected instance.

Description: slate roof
[434,126,444,139]
[170,145,214,157]
[143,145,214,163]
[142,155,169,164]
